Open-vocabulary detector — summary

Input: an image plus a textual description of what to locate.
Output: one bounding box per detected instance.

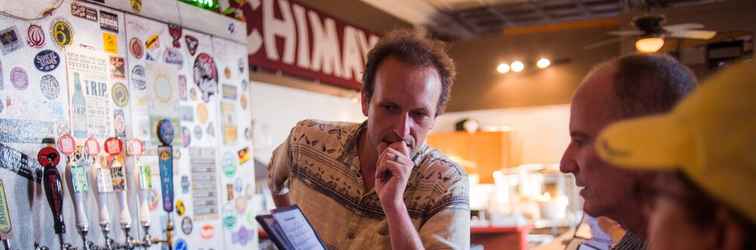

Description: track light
[511,61,525,72]
[496,63,510,74]
[536,58,551,69]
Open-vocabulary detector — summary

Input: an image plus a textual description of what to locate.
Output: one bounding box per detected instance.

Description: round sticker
[129,38,143,59]
[240,79,249,90]
[85,137,100,155]
[157,119,175,145]
[175,199,186,216]
[34,49,60,72]
[245,127,252,140]
[223,67,231,79]
[223,152,237,178]
[196,104,208,124]
[126,139,144,156]
[239,95,247,110]
[222,214,237,230]
[37,146,60,167]
[193,53,218,103]
[104,137,123,155]
[131,65,146,91]
[234,196,248,214]
[200,224,214,239]
[26,24,46,48]
[111,82,129,107]
[178,75,187,100]
[181,216,193,235]
[40,74,60,100]
[10,67,29,90]
[175,239,187,250]
[206,122,215,137]
[50,18,73,48]
[193,125,203,141]
[181,126,191,147]
[57,133,76,156]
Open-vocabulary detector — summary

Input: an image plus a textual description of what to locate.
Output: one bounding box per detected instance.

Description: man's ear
[716,207,746,250]
[361,92,369,116]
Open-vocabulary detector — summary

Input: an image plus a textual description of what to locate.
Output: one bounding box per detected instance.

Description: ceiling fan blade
[663,23,705,31]
[669,30,717,40]
[608,30,643,36]
[584,37,624,50]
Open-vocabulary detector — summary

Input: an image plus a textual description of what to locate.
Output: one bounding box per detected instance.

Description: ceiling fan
[586,15,718,53]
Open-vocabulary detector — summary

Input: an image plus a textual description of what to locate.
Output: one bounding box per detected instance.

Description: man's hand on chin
[375,141,412,210]
[375,141,425,250]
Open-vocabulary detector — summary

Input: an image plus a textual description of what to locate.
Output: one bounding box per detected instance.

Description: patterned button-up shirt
[269,120,470,250]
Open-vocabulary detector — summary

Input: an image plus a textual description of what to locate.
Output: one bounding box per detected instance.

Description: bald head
[576,54,697,119]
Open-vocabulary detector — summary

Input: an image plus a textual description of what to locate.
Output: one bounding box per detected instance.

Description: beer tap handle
[38,143,66,235]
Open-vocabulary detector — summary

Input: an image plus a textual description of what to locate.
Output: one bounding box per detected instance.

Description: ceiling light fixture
[536,58,551,69]
[496,63,510,74]
[511,61,525,72]
[635,36,665,53]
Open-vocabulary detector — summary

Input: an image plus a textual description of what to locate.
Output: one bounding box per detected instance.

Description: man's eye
[382,105,399,112]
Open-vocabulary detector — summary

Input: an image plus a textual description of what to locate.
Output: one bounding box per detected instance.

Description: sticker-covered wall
[0,0,254,249]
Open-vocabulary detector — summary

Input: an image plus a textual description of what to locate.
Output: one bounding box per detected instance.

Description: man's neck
[611,203,648,240]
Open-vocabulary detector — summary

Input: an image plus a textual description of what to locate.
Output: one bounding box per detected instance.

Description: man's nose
[560,148,578,174]
[393,112,411,138]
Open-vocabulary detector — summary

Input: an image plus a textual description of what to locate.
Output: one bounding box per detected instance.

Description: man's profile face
[361,56,442,156]
[560,66,640,218]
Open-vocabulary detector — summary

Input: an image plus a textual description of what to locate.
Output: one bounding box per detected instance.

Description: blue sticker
[34,49,61,72]
[175,239,187,250]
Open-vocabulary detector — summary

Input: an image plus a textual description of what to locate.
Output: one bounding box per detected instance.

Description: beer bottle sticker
[140,163,153,190]
[71,162,89,193]
[0,180,11,234]
[97,167,114,193]
[110,156,127,191]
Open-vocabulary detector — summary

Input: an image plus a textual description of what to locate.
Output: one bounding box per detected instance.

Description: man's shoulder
[414,147,469,192]
[289,119,360,145]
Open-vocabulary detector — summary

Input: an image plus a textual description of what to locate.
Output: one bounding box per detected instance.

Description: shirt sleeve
[419,167,471,250]
[268,130,295,195]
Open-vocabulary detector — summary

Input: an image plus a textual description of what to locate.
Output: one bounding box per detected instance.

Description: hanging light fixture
[635,36,665,53]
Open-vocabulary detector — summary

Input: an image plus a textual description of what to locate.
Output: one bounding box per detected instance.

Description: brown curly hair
[361,29,456,116]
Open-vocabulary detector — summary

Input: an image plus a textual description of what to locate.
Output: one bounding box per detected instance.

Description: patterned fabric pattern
[612,231,647,250]
[268,119,471,250]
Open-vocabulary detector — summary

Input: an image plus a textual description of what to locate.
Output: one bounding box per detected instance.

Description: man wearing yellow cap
[560,54,697,249]
[596,60,756,250]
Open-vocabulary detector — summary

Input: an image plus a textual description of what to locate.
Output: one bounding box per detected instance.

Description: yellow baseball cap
[595,60,756,223]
